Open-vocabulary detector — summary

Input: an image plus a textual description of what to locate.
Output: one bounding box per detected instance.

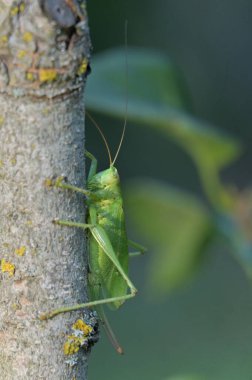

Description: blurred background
[85,1,252,379]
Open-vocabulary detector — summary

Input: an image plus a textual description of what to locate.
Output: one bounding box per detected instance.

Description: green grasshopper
[41,113,145,354]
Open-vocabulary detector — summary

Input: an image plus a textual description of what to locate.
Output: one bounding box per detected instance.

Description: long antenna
[111,20,128,166]
[86,111,112,165]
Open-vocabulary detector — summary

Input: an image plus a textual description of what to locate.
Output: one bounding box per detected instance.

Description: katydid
[40,113,146,354]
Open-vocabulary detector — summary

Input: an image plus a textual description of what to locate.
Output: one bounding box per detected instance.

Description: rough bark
[0,1,93,379]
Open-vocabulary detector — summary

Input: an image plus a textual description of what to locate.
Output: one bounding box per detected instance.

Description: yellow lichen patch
[17,50,27,59]
[72,319,93,336]
[11,303,20,311]
[0,115,5,126]
[1,259,15,277]
[25,220,33,227]
[26,72,35,81]
[0,160,3,168]
[10,6,19,16]
[38,69,58,82]
[0,35,8,44]
[63,335,81,355]
[15,246,26,257]
[63,319,95,357]
[77,58,88,76]
[10,157,17,166]
[20,3,25,12]
[22,32,33,43]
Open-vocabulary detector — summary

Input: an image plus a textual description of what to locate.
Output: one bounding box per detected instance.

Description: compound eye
[113,168,119,178]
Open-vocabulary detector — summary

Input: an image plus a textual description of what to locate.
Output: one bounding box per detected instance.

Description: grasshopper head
[88,165,120,190]
[101,166,119,187]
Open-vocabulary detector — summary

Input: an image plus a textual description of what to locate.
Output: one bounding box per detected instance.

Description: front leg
[53,219,93,229]
[54,176,91,197]
[53,176,100,203]
[85,151,97,180]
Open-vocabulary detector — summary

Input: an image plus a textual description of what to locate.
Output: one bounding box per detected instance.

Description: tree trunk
[0,1,93,378]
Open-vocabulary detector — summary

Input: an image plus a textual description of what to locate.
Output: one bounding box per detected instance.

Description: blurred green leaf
[86,48,241,175]
[126,180,214,293]
[87,48,190,111]
[217,190,252,278]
